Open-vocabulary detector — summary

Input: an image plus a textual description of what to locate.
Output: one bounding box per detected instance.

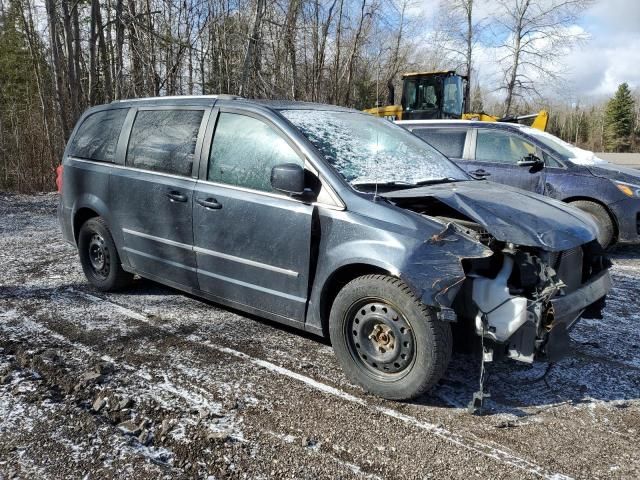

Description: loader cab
[400,71,466,120]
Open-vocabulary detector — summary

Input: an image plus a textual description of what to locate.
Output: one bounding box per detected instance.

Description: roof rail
[111,94,242,103]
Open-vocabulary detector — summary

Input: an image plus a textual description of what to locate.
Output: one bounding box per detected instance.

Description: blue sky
[407,0,640,103]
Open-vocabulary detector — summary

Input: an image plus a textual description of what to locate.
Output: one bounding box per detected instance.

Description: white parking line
[71,288,574,480]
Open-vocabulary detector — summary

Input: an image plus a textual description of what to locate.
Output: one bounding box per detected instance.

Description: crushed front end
[383,182,613,411]
[383,183,612,366]
[453,238,611,365]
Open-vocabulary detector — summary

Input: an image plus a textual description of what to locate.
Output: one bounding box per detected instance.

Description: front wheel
[570,200,615,248]
[329,275,452,400]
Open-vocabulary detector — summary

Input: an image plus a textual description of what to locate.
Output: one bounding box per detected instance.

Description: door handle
[167,191,188,202]
[196,198,222,210]
[469,169,491,177]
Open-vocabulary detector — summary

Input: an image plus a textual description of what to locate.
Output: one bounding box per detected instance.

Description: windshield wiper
[411,177,461,186]
[352,178,463,192]
[353,178,461,188]
[352,180,416,188]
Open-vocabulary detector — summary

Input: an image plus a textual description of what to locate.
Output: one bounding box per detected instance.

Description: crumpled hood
[384,181,598,251]
[587,163,640,185]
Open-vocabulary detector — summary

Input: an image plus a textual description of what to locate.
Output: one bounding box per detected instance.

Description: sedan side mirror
[271,163,305,195]
[517,154,544,168]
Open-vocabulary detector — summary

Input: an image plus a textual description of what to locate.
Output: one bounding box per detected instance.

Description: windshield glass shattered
[521,126,608,166]
[281,109,468,186]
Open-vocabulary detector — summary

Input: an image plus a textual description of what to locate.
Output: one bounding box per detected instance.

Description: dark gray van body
[59,96,610,373]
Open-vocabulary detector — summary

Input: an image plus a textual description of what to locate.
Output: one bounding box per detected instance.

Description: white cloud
[587,0,640,34]
[561,0,640,100]
[403,0,640,101]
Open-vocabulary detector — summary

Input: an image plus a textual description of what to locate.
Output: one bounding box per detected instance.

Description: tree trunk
[115,0,125,98]
[343,0,368,105]
[504,0,530,116]
[332,0,344,103]
[464,0,472,113]
[61,0,79,119]
[94,0,113,102]
[89,0,98,104]
[128,0,142,97]
[284,0,301,99]
[45,0,70,138]
[239,0,266,97]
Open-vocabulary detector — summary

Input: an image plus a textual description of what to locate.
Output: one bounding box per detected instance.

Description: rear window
[69,108,128,162]
[411,128,467,159]
[126,109,204,176]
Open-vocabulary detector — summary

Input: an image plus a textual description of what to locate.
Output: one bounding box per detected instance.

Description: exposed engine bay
[392,194,611,365]
[384,183,613,412]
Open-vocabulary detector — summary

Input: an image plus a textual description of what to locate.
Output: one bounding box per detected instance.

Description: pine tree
[0,1,35,107]
[603,83,635,152]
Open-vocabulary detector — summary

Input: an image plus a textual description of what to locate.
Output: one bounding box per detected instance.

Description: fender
[305,214,492,335]
[70,192,131,268]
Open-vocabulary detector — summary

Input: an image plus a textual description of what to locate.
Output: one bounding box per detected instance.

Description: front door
[193,110,314,321]
[464,128,546,193]
[110,107,208,288]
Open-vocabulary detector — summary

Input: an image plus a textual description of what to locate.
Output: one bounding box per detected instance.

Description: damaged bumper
[464,246,612,364]
[543,270,611,361]
[551,269,611,325]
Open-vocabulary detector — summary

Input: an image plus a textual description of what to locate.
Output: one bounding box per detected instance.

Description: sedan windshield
[521,127,575,160]
[521,127,607,166]
[281,109,468,186]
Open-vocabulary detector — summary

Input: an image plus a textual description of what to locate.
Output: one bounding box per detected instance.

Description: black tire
[570,200,615,248]
[329,275,452,400]
[78,217,133,291]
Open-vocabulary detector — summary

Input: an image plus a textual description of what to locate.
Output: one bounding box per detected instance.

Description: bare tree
[437,0,482,111]
[239,0,266,97]
[495,0,590,115]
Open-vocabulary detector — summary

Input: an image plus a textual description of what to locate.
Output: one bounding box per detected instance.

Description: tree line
[0,0,637,192]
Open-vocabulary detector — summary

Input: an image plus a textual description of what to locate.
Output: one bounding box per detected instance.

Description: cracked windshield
[281,110,467,187]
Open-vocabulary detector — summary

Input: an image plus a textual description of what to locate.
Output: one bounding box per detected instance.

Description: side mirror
[517,154,544,168]
[271,163,305,195]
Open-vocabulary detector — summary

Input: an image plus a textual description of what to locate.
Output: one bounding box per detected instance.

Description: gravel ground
[1,192,639,480]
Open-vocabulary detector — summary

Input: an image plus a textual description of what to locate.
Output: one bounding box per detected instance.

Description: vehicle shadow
[87,277,331,345]
[88,277,640,415]
[418,343,640,416]
[7,277,636,417]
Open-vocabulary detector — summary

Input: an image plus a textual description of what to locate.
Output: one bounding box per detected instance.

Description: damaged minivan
[59,97,612,401]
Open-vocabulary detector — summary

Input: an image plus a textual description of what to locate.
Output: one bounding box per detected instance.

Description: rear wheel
[78,217,133,291]
[570,200,615,248]
[329,275,452,400]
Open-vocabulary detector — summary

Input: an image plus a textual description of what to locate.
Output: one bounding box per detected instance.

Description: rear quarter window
[411,128,467,158]
[126,109,204,176]
[69,108,128,162]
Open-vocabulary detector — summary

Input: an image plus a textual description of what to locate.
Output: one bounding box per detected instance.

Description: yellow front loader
[364,71,548,131]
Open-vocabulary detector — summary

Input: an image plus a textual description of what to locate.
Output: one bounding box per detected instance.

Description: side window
[476,130,536,164]
[126,109,204,176]
[208,113,303,192]
[542,151,563,168]
[412,128,467,158]
[69,108,128,162]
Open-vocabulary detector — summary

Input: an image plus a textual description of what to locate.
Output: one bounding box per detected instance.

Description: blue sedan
[397,120,640,248]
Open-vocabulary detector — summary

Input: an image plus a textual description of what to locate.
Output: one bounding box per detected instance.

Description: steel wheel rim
[345,299,416,380]
[88,233,110,279]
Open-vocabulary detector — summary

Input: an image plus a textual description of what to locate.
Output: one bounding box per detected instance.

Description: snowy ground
[1,192,639,479]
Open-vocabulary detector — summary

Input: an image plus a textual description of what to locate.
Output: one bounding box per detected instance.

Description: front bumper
[544,269,611,361]
[608,197,640,243]
[551,269,612,326]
